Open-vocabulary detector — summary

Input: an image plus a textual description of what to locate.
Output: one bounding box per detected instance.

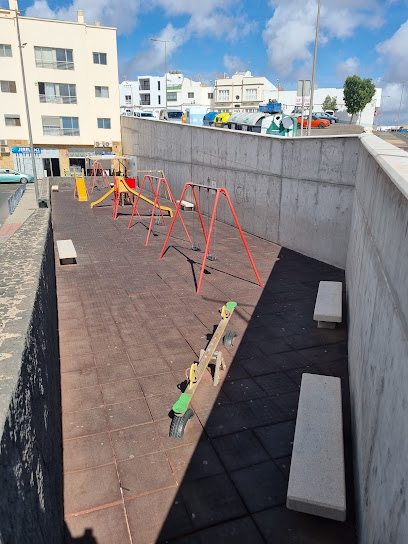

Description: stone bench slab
[56,239,77,265]
[176,199,195,211]
[313,281,342,327]
[287,373,346,521]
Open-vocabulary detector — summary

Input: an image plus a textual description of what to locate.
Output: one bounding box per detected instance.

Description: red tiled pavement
[55,189,356,543]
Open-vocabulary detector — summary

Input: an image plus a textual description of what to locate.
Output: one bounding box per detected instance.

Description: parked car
[297,116,330,128]
[314,111,339,123]
[0,168,33,184]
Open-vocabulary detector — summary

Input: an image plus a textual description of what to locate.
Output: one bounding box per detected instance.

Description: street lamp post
[396,82,405,127]
[277,79,280,102]
[151,38,169,110]
[15,8,41,205]
[308,0,321,136]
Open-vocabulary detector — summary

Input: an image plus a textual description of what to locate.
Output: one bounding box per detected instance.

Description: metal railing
[139,83,150,90]
[35,60,74,70]
[43,127,80,136]
[39,95,77,104]
[140,100,151,105]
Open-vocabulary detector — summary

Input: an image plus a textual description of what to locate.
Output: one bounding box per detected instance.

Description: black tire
[20,177,28,184]
[318,122,325,128]
[223,329,238,347]
[169,408,194,439]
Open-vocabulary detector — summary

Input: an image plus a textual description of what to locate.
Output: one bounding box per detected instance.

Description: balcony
[139,81,150,91]
[39,95,77,104]
[42,127,80,136]
[35,60,74,70]
[140,100,151,106]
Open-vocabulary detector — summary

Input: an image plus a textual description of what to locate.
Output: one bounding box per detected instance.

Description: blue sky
[20,0,408,123]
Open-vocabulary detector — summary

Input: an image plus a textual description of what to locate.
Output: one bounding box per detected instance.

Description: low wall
[346,135,408,544]
[121,117,358,269]
[0,209,63,543]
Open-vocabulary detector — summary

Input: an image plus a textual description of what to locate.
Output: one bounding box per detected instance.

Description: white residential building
[119,72,214,115]
[214,72,277,113]
[0,0,121,176]
[263,86,382,127]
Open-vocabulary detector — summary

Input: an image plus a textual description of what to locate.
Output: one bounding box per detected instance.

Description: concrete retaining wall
[8,184,26,215]
[0,210,63,543]
[346,135,408,544]
[121,117,358,269]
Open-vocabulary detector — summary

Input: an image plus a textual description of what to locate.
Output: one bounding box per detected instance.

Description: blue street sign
[11,146,41,154]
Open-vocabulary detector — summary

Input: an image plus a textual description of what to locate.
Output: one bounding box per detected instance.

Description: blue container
[259,103,282,113]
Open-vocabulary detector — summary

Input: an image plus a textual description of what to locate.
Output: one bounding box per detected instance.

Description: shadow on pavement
[156,248,357,543]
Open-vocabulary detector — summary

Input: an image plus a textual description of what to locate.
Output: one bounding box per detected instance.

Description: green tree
[343,75,376,124]
[322,95,337,112]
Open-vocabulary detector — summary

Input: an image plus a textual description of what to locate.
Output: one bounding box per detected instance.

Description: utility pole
[15,8,41,205]
[307,0,321,136]
[396,82,405,127]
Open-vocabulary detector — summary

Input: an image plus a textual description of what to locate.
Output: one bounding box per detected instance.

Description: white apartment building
[119,76,165,115]
[263,86,382,127]
[0,0,121,176]
[119,72,214,116]
[214,72,277,113]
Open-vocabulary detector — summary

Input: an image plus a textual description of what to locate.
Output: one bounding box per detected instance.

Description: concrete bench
[287,373,346,521]
[56,240,77,265]
[313,281,342,328]
[176,199,195,211]
[51,185,59,192]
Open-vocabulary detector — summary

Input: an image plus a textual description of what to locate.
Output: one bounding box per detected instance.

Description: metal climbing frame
[127,173,191,246]
[159,183,263,295]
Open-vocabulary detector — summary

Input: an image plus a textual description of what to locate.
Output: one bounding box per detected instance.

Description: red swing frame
[128,174,191,247]
[88,161,110,193]
[159,182,263,294]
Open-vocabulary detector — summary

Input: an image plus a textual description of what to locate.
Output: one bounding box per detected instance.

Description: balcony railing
[42,127,80,136]
[35,60,74,70]
[39,95,77,104]
[140,100,151,105]
[139,83,150,90]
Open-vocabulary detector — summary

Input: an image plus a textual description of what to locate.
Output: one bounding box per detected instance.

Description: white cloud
[26,0,141,34]
[223,55,246,74]
[335,57,360,81]
[376,20,408,125]
[263,0,384,79]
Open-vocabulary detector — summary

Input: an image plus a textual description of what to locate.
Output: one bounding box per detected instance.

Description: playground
[55,176,355,543]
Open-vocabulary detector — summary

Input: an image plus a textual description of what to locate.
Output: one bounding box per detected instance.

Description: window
[188,92,194,99]
[0,44,12,57]
[158,81,160,91]
[158,95,161,105]
[245,88,257,101]
[42,116,79,135]
[95,86,109,98]
[139,79,150,91]
[38,82,77,103]
[5,115,21,126]
[218,90,229,101]
[208,93,213,99]
[167,92,177,102]
[125,95,131,105]
[97,118,111,129]
[1,81,16,93]
[93,52,107,65]
[140,94,150,105]
[35,47,74,70]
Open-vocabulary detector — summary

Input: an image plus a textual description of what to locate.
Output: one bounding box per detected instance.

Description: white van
[133,111,155,120]
[159,110,184,123]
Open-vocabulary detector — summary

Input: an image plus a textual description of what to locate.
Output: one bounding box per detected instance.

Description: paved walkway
[53,188,356,543]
